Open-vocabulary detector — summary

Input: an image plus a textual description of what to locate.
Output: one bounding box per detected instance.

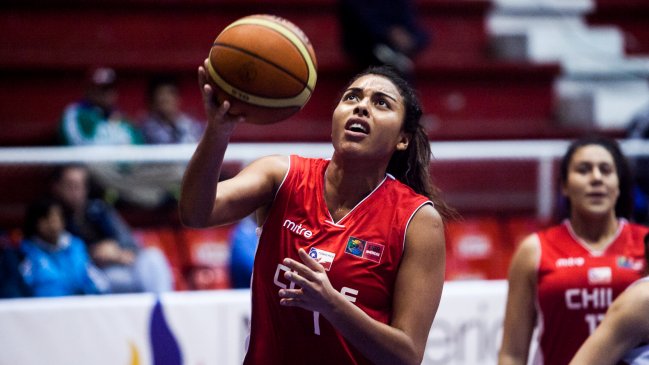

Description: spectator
[338,0,431,78]
[19,198,108,297]
[60,66,143,146]
[0,232,31,298]
[50,164,174,294]
[58,66,169,208]
[228,215,260,288]
[134,74,205,207]
[141,74,204,144]
[627,101,649,223]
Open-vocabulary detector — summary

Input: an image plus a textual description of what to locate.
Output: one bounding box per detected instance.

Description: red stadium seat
[445,216,511,280]
[503,215,546,249]
[132,227,188,291]
[178,226,235,290]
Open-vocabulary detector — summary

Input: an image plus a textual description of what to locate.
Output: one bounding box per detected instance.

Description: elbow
[397,343,425,365]
[178,207,211,229]
[179,217,209,229]
[411,348,426,365]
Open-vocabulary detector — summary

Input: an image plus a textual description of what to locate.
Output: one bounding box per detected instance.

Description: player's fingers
[279,298,305,308]
[283,270,312,290]
[198,59,210,87]
[298,248,325,272]
[278,288,302,298]
[283,257,318,282]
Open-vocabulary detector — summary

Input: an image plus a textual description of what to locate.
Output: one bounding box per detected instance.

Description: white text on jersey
[283,219,314,239]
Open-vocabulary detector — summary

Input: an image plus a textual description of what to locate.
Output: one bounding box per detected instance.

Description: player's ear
[396,132,410,151]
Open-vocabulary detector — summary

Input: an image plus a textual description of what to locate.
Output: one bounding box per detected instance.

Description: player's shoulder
[408,203,444,236]
[251,154,290,174]
[623,280,649,308]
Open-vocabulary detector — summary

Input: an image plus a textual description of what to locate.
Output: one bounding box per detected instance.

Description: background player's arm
[280,204,445,365]
[498,234,540,365]
[179,60,287,227]
[569,281,649,365]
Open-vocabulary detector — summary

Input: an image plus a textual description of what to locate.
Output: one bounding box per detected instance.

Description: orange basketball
[207,14,318,125]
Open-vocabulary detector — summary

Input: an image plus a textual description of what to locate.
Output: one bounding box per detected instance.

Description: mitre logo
[282,219,314,239]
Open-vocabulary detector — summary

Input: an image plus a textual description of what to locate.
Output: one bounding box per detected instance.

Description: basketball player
[569,235,649,365]
[180,59,454,365]
[498,136,648,365]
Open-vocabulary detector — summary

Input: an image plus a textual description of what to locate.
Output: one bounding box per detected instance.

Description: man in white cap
[59,66,142,145]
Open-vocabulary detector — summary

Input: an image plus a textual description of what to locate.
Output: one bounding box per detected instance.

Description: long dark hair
[559,135,633,219]
[345,65,457,221]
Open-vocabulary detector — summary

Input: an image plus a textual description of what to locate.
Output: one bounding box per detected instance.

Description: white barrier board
[0,280,508,365]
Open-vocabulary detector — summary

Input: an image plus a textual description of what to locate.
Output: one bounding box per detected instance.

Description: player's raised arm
[179,60,286,228]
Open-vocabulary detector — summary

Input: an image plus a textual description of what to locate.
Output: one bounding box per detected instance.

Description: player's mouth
[344,118,370,136]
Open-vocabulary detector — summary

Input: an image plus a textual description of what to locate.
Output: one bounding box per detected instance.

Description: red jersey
[534,219,647,365]
[243,155,431,365]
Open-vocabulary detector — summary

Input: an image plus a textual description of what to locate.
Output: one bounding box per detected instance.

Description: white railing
[2,140,649,220]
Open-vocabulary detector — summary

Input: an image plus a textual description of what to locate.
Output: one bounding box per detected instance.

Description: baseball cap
[87,67,117,88]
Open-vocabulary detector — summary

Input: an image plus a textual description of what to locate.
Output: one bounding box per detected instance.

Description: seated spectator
[127,74,205,207]
[50,164,174,293]
[338,0,431,78]
[141,74,204,144]
[58,66,173,208]
[627,101,649,224]
[229,215,260,288]
[60,66,143,146]
[0,232,31,298]
[19,198,108,297]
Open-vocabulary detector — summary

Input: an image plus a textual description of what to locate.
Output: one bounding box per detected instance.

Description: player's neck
[569,214,619,247]
[324,160,386,218]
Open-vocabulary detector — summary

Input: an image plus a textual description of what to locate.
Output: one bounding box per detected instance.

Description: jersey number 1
[312,287,359,335]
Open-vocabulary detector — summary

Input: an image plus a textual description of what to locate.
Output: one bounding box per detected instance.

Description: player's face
[331,74,408,159]
[562,145,620,218]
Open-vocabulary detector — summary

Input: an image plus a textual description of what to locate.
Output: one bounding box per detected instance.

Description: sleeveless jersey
[534,219,648,365]
[243,155,431,365]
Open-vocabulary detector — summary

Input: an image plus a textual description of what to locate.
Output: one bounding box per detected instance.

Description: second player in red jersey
[499,136,647,365]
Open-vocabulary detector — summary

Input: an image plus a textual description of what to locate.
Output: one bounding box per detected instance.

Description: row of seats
[128,214,546,291]
[586,0,649,55]
[132,225,235,291]
[0,0,570,145]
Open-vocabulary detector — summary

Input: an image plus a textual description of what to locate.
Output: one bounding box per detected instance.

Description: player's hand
[278,248,340,315]
[198,58,245,127]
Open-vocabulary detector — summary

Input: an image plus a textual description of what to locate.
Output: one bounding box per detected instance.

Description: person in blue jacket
[50,164,174,293]
[0,234,31,298]
[19,198,109,297]
[229,215,260,288]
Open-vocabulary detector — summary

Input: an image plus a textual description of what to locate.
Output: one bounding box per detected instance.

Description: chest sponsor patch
[588,267,612,285]
[308,248,335,271]
[617,256,644,271]
[344,237,385,263]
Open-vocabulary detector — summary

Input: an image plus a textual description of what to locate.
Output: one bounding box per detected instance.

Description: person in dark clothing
[338,0,431,78]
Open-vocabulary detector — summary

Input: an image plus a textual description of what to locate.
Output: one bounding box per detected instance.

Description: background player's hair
[344,65,457,221]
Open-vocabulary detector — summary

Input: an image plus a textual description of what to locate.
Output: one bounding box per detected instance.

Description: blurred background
[2,0,649,283]
[0,0,648,363]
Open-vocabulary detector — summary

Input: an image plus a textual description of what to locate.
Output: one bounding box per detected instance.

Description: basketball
[207,14,318,125]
